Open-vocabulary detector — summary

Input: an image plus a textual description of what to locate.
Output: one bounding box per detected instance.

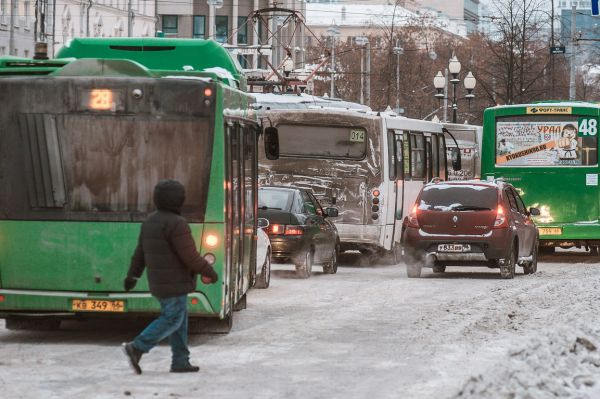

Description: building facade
[0,0,156,58]
[0,0,36,56]
[157,0,306,70]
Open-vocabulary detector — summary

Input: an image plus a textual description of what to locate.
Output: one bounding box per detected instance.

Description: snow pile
[453,325,600,398]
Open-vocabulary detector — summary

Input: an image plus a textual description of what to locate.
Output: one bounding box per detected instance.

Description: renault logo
[452,215,458,223]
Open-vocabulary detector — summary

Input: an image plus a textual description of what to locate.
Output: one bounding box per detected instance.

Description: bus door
[226,122,244,307]
[242,124,258,290]
[386,130,405,247]
[402,132,427,221]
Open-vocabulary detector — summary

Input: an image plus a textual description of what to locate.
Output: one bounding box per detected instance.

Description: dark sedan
[258,186,340,278]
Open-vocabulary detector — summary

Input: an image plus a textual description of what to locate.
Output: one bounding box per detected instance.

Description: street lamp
[393,42,404,115]
[432,54,476,123]
[327,21,340,98]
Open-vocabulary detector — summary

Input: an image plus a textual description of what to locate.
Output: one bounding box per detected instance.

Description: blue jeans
[133,295,190,368]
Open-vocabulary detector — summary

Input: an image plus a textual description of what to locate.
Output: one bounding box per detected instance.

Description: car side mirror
[529,207,540,216]
[450,147,462,171]
[257,218,269,229]
[264,127,279,160]
[324,207,339,218]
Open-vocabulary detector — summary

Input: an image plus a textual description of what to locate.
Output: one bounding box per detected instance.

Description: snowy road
[2,251,600,399]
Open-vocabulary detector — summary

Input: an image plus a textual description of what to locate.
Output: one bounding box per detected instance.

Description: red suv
[401,179,540,279]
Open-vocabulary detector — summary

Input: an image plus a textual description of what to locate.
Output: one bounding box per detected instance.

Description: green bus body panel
[55,38,245,89]
[481,103,600,242]
[0,221,224,315]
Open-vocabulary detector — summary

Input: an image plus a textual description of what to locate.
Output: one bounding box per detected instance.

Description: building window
[237,16,248,44]
[162,15,178,34]
[193,15,205,38]
[238,54,248,68]
[215,15,228,43]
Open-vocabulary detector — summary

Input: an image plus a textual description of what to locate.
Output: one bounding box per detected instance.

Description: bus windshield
[4,114,213,222]
[495,115,598,167]
[276,124,367,159]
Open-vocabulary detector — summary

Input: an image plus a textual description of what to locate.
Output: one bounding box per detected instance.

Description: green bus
[481,102,600,253]
[0,38,278,332]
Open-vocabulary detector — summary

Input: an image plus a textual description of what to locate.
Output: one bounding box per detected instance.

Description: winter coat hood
[153,180,185,214]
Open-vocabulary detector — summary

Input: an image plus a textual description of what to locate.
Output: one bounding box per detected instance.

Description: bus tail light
[191,297,199,305]
[493,205,507,228]
[0,295,4,302]
[204,233,219,247]
[407,204,419,228]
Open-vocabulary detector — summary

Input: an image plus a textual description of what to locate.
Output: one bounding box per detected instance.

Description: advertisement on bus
[495,119,598,167]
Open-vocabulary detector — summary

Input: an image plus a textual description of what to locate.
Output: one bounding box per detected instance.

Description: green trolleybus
[481,102,600,253]
[0,38,278,332]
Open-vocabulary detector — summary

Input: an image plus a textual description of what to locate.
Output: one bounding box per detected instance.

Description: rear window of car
[258,189,294,211]
[418,184,498,211]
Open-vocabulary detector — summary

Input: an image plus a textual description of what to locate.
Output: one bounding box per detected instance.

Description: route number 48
[578,118,598,136]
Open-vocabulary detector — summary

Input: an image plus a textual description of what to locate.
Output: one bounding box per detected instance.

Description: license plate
[438,244,471,252]
[72,299,125,312]
[538,227,562,235]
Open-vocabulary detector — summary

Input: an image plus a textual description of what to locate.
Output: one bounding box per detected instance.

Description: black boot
[122,342,143,375]
[170,362,200,373]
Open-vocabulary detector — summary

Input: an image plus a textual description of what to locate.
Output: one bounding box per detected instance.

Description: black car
[258,186,340,278]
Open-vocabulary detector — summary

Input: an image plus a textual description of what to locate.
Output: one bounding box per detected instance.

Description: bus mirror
[264,127,279,160]
[257,218,270,229]
[450,147,462,171]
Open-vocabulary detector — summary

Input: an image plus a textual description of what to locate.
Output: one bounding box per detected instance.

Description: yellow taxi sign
[526,106,572,115]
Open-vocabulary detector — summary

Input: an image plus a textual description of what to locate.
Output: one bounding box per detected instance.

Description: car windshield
[418,184,498,211]
[258,189,294,211]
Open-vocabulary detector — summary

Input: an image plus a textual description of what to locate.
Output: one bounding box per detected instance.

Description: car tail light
[269,224,283,235]
[407,204,419,228]
[267,224,304,236]
[284,226,304,236]
[493,205,507,228]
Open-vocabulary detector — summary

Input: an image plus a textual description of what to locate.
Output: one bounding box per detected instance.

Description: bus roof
[55,37,245,89]
[486,101,600,111]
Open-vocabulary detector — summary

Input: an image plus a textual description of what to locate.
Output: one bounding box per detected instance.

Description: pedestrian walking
[122,180,218,374]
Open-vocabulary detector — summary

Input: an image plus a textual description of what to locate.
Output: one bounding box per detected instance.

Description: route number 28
[578,118,598,136]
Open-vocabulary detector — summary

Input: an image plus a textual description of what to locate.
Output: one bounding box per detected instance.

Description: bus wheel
[189,313,233,334]
[406,262,422,278]
[234,294,247,311]
[295,251,313,279]
[255,250,271,289]
[323,245,339,274]
[590,246,600,257]
[6,317,61,331]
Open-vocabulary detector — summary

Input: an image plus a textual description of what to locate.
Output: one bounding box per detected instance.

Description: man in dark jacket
[122,180,218,374]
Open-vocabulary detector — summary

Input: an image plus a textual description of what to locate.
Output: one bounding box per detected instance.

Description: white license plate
[438,244,471,252]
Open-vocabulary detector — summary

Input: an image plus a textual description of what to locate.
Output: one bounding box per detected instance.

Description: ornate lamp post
[432,54,476,123]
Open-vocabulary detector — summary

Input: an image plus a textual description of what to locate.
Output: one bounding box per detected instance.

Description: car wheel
[432,264,446,273]
[255,249,271,289]
[523,241,538,275]
[500,243,517,279]
[295,250,313,279]
[323,244,339,274]
[406,262,422,278]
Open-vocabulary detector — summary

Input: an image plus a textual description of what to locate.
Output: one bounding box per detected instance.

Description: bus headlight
[204,234,218,247]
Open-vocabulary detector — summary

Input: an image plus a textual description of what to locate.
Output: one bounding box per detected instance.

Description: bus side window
[395,134,404,180]
[410,133,426,180]
[438,134,447,180]
[387,130,396,180]
[403,136,411,179]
